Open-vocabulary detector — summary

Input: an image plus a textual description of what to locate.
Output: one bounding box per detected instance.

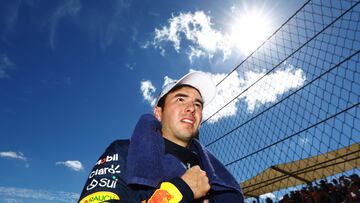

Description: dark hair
[156,84,201,109]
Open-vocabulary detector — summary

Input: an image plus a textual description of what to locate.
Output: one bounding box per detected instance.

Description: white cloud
[56,160,84,171]
[0,186,79,202]
[204,65,306,122]
[141,41,151,49]
[141,65,306,123]
[0,151,26,161]
[140,76,177,107]
[153,11,232,61]
[259,192,276,199]
[188,46,206,63]
[239,66,306,112]
[0,55,15,79]
[150,9,274,62]
[163,76,176,87]
[202,71,243,123]
[140,80,156,106]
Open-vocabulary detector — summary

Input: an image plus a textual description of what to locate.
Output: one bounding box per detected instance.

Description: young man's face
[154,86,203,147]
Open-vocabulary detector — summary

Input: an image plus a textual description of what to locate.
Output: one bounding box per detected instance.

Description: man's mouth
[181,118,194,125]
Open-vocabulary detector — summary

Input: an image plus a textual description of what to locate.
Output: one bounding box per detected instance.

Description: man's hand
[181,165,210,199]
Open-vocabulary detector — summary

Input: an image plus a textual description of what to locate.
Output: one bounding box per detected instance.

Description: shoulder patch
[79,191,120,203]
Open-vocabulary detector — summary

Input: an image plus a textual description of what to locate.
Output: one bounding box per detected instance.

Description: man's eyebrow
[174,93,204,105]
[174,93,187,97]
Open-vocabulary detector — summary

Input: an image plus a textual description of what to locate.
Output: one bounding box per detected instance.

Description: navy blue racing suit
[78,140,194,203]
[78,114,244,203]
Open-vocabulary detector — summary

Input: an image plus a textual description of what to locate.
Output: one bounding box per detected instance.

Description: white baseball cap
[155,71,216,107]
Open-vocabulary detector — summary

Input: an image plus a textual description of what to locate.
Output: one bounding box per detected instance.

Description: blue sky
[0,0,323,202]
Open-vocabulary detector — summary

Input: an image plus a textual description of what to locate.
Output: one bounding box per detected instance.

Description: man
[78,71,244,203]
[127,71,244,202]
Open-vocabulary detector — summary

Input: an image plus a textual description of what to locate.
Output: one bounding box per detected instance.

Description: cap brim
[156,71,216,107]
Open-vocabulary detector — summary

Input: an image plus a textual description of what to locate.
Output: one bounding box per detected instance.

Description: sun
[229,8,272,56]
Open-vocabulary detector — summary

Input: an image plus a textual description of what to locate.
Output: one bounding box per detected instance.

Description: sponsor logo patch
[79,191,120,203]
[86,176,118,191]
[148,189,173,203]
[96,154,118,165]
[89,164,121,179]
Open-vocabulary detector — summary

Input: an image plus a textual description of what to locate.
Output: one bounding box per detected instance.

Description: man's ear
[153,106,162,122]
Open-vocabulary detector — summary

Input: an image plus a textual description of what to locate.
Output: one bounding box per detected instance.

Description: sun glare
[230,9,272,56]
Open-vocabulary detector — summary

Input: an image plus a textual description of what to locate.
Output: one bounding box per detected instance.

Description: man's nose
[185,102,195,112]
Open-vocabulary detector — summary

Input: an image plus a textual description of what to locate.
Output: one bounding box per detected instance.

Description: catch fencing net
[200,0,360,201]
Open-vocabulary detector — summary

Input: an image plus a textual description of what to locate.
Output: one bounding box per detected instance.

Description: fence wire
[200,0,360,202]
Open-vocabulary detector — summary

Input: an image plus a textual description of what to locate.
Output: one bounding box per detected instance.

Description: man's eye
[177,97,184,102]
[195,103,203,109]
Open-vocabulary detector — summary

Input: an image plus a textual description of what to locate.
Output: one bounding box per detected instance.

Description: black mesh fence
[199,0,360,202]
